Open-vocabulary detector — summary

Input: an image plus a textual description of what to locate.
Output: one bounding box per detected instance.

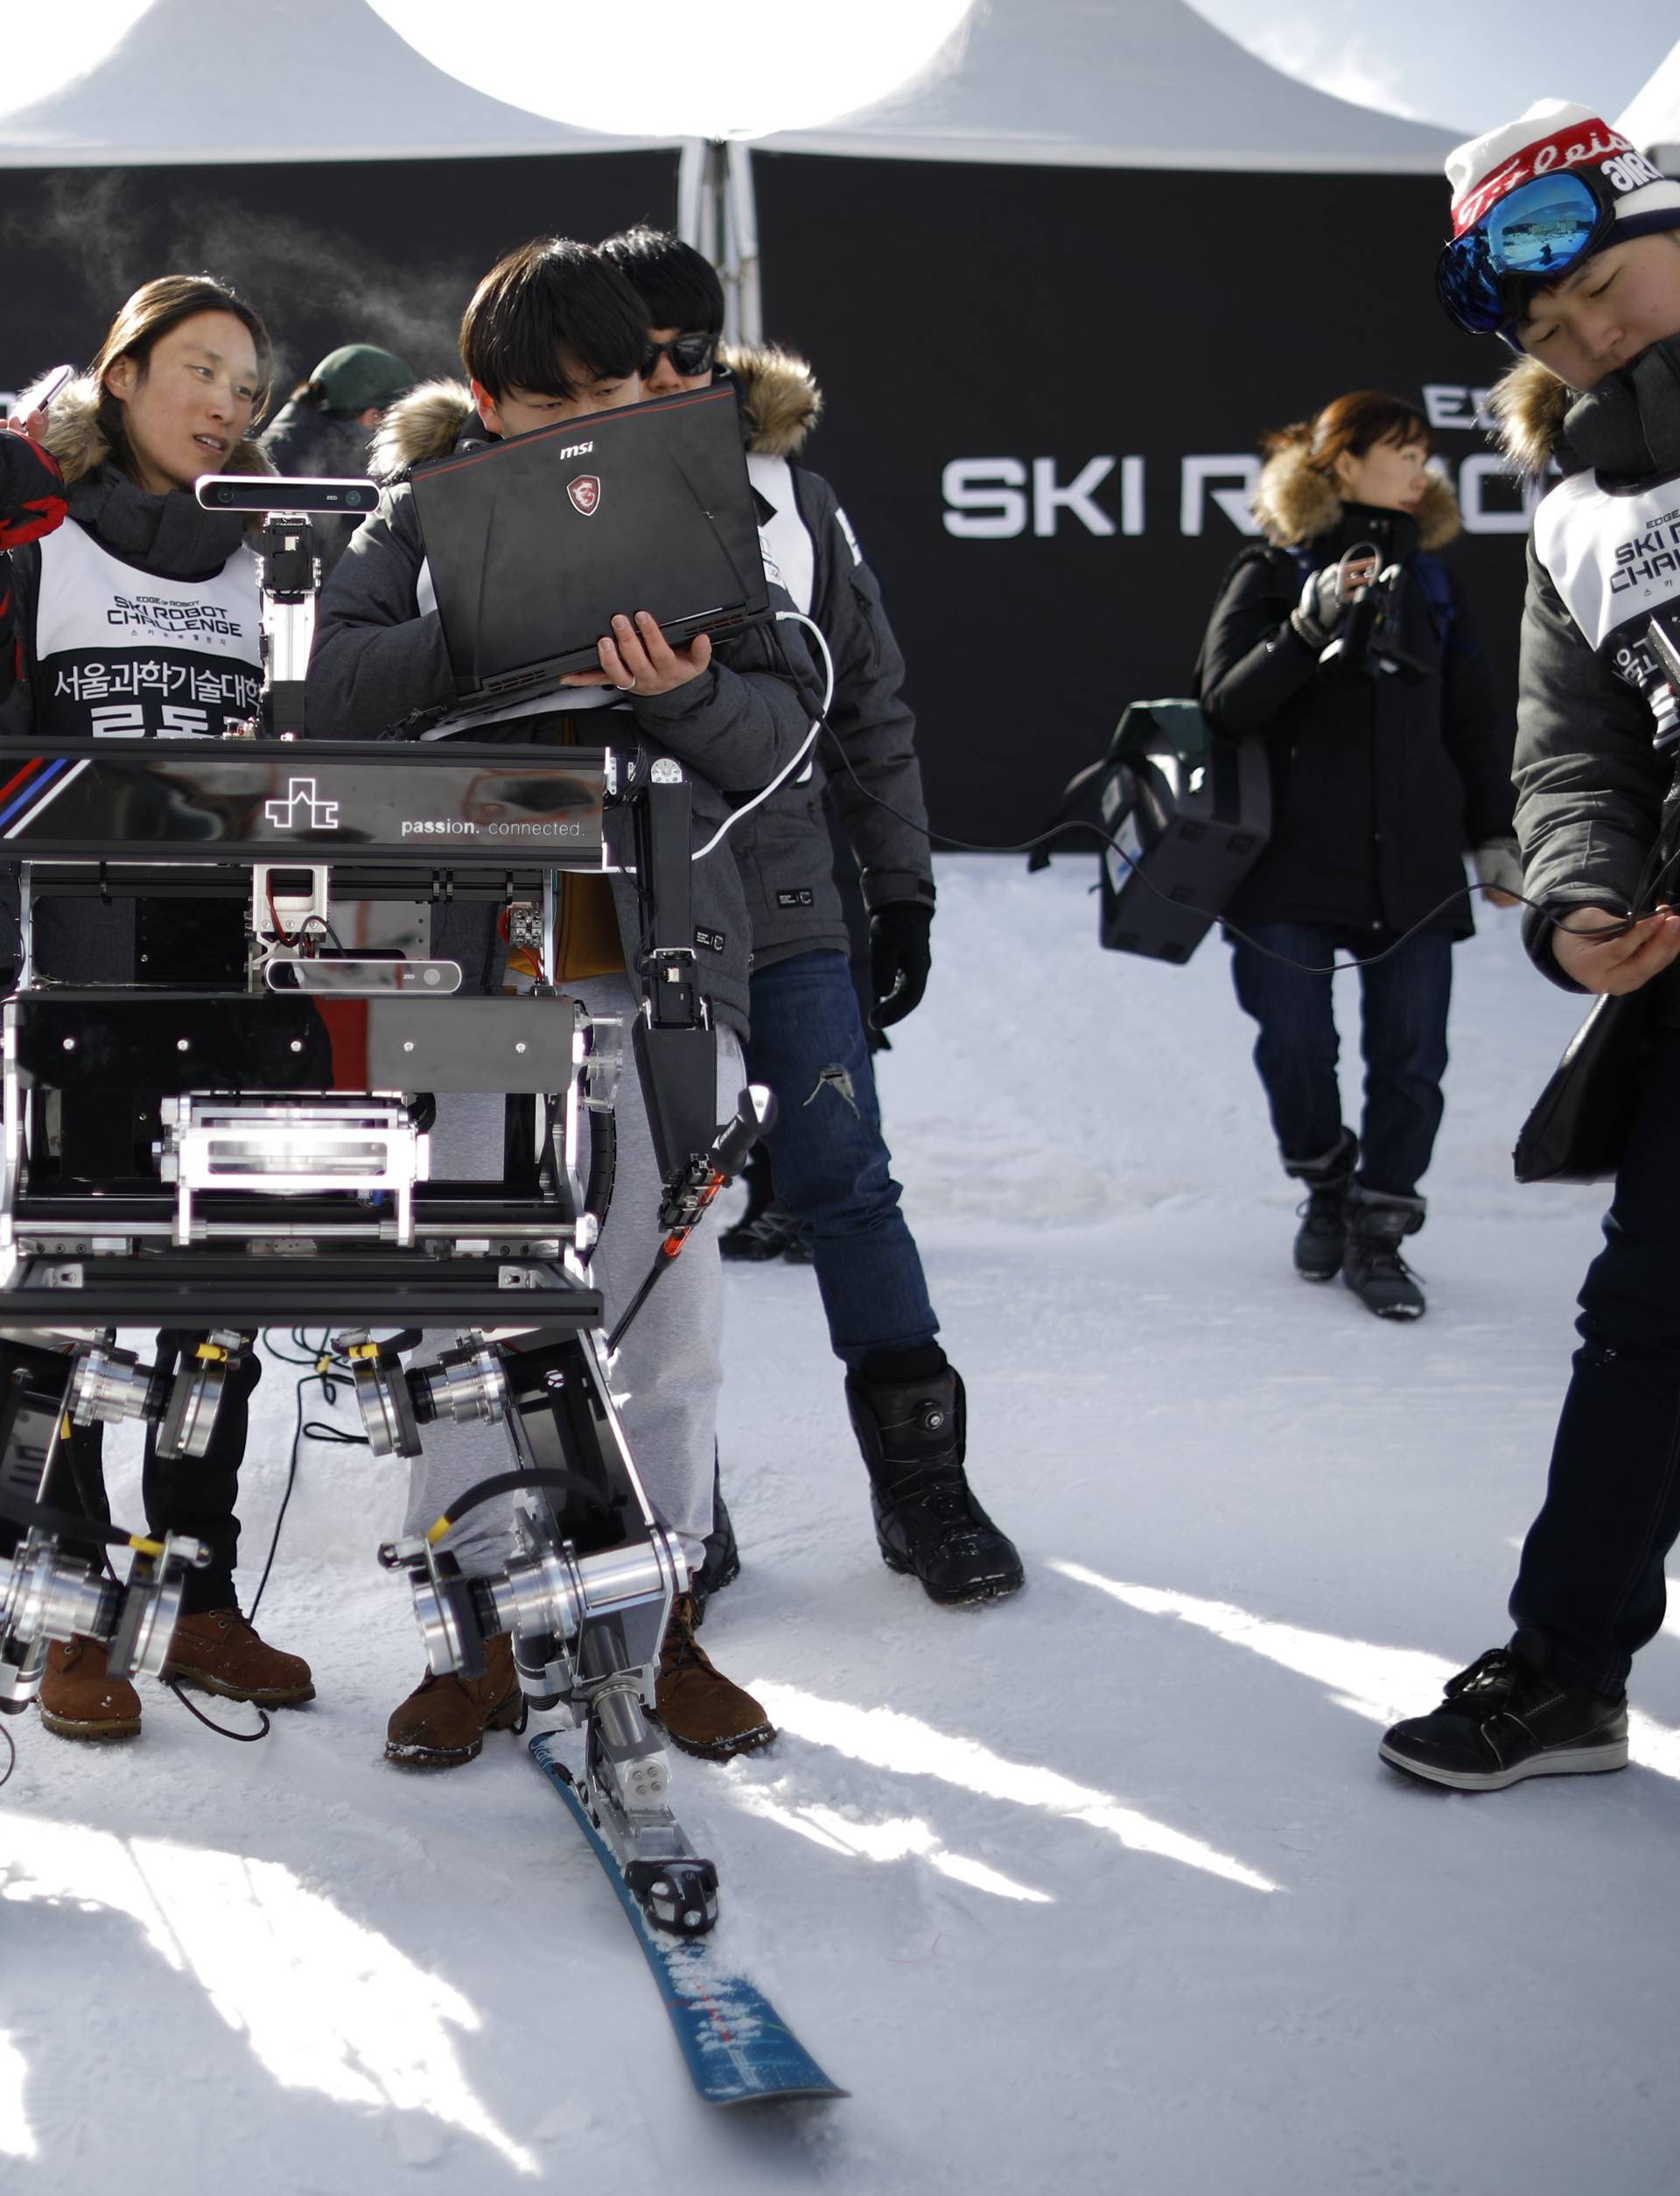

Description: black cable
[164,1681,271,1743]
[248,1330,366,1622]
[429,1466,615,1542]
[774,629,1676,979]
[0,1721,14,1789]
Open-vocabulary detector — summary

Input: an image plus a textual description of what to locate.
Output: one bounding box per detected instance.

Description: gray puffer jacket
[304,381,821,1038]
[722,345,934,971]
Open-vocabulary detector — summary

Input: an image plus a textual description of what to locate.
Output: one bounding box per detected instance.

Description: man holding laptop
[307,236,818,1766]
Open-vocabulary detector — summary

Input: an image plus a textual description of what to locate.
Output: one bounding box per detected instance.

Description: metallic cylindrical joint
[3,1536,117,1652]
[411,1337,508,1430]
[346,1345,421,1460]
[64,1344,165,1430]
[486,1538,584,1652]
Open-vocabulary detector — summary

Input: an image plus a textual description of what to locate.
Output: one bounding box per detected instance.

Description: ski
[530,1733,847,2108]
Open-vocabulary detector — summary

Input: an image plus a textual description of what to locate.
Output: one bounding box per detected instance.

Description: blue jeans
[1229,923,1453,1199]
[745,950,939,1369]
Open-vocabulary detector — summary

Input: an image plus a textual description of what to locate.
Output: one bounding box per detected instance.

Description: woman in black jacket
[1,276,313,1737]
[1197,389,1518,1319]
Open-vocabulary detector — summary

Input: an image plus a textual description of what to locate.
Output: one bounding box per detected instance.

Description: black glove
[1289,563,1355,652]
[870,902,933,1030]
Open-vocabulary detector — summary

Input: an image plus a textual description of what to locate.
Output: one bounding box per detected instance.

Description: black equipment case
[1086,700,1271,964]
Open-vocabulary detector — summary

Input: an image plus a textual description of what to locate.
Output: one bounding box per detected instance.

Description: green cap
[310,343,414,413]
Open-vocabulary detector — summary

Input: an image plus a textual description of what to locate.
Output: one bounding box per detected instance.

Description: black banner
[754,154,1535,844]
[0,153,679,400]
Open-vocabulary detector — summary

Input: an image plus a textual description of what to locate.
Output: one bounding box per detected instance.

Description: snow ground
[3,854,1676,2196]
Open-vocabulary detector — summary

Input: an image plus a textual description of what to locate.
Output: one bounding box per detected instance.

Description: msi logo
[568,474,601,517]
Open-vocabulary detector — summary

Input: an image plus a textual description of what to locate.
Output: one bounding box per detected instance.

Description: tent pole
[676,137,709,250]
[725,141,762,346]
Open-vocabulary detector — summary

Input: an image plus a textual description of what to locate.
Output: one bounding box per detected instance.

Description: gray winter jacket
[722,347,934,972]
[304,382,821,1038]
[1494,335,1680,1022]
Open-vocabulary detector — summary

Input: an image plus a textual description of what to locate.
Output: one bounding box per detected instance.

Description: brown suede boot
[163,1610,315,1706]
[385,1633,525,1769]
[654,1595,774,1761]
[38,1638,143,1740]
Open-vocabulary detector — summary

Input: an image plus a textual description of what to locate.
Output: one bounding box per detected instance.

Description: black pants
[1511,1027,1680,1694]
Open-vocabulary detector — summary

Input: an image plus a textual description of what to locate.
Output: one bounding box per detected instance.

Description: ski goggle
[640,331,718,378]
[1436,168,1616,334]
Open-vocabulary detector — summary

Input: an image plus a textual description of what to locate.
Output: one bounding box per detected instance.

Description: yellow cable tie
[347,1342,381,1360]
[315,1354,332,1374]
[127,1535,164,1558]
[426,1515,452,1547]
[194,1343,231,1363]
[59,1414,73,1440]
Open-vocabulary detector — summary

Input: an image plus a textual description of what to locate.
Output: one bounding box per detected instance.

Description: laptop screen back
[409,382,771,706]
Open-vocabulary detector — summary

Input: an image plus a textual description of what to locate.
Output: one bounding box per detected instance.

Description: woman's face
[104,309,262,494]
[1333,434,1429,516]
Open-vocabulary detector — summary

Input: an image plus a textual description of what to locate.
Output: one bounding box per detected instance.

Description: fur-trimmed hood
[1251,438,1461,553]
[370,378,479,481]
[1489,355,1573,476]
[369,354,827,476]
[41,375,270,488]
[719,344,822,457]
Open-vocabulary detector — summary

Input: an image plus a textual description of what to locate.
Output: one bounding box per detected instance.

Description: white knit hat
[1445,98,1680,240]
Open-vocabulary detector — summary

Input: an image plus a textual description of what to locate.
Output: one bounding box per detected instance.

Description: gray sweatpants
[403,976,740,1577]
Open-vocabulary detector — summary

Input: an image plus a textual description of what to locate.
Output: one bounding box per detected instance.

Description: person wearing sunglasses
[1381,102,1680,1793]
[598,227,1023,1612]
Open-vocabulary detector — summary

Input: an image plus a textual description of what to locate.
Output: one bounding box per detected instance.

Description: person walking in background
[1195,390,1519,1320]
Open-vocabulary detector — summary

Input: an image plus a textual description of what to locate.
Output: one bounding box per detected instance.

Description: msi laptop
[407,382,772,710]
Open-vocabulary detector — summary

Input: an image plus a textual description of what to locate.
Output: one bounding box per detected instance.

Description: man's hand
[1551,904,1680,993]
[870,902,934,1030]
[560,610,712,697]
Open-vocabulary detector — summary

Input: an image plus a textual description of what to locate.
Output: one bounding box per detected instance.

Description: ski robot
[0,479,796,1993]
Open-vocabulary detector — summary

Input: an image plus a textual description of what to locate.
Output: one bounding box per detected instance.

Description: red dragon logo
[568,474,601,517]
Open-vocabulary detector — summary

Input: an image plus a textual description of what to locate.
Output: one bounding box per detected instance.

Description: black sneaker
[1379,1631,1628,1791]
[846,1360,1024,1607]
[1343,1186,1426,1320]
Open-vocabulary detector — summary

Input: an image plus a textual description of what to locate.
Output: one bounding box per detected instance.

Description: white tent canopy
[1621,34,1680,169]
[753,0,1459,172]
[0,0,667,166]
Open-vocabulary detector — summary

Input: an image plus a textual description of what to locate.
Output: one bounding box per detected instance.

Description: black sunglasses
[640,332,718,378]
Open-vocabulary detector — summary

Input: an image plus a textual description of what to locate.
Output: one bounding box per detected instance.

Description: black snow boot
[691,1452,740,1619]
[1284,1128,1358,1282]
[718,1201,813,1264]
[1342,1185,1426,1320]
[845,1350,1024,1607]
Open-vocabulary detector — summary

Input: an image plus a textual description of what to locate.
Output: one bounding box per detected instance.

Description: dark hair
[458,238,648,401]
[598,227,724,336]
[89,275,273,482]
[1263,389,1433,473]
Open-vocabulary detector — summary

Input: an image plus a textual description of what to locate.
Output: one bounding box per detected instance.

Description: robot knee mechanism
[381,1507,687,1715]
[0,1528,209,1712]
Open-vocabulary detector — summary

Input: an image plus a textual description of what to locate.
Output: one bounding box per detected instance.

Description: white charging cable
[686,609,835,862]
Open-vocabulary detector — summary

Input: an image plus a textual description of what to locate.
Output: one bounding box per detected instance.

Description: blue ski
[530,1734,847,2107]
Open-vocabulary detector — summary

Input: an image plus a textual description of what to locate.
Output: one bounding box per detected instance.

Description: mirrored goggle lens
[1481,171,1601,276]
